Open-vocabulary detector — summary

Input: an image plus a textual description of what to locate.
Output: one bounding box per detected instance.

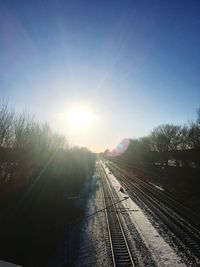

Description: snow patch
[76,167,112,267]
[149,182,165,191]
[102,162,186,267]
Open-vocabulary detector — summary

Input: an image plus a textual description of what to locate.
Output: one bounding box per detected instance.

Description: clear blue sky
[0,0,200,152]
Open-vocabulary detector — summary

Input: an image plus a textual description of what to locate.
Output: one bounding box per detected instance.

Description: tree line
[0,102,95,188]
[0,102,95,266]
[109,107,200,168]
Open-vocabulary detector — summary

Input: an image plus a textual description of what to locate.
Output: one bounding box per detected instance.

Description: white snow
[0,261,22,267]
[76,165,112,267]
[101,161,186,267]
[149,182,165,191]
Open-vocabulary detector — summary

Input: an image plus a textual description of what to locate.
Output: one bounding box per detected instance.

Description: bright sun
[67,106,93,129]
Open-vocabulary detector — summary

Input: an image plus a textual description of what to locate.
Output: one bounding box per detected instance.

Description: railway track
[99,165,135,267]
[114,161,200,230]
[108,161,200,263]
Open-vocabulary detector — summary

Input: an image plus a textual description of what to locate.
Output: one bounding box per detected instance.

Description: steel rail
[115,161,200,228]
[99,165,135,267]
[100,168,116,267]
[110,162,200,235]
[108,162,200,261]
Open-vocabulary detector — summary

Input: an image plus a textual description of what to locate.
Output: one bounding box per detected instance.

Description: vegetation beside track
[104,108,200,214]
[0,102,95,266]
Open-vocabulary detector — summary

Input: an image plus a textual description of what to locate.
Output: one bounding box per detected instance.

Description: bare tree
[14,112,35,148]
[0,105,67,183]
[197,107,200,125]
[178,125,190,150]
[185,107,200,149]
[0,102,15,147]
[138,136,152,153]
[187,122,200,149]
[150,124,182,152]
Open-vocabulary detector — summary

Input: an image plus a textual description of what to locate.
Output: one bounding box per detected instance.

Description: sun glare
[67,106,93,129]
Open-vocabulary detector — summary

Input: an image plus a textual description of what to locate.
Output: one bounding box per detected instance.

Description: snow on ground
[0,261,22,267]
[149,182,165,191]
[75,165,112,267]
[101,161,186,267]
